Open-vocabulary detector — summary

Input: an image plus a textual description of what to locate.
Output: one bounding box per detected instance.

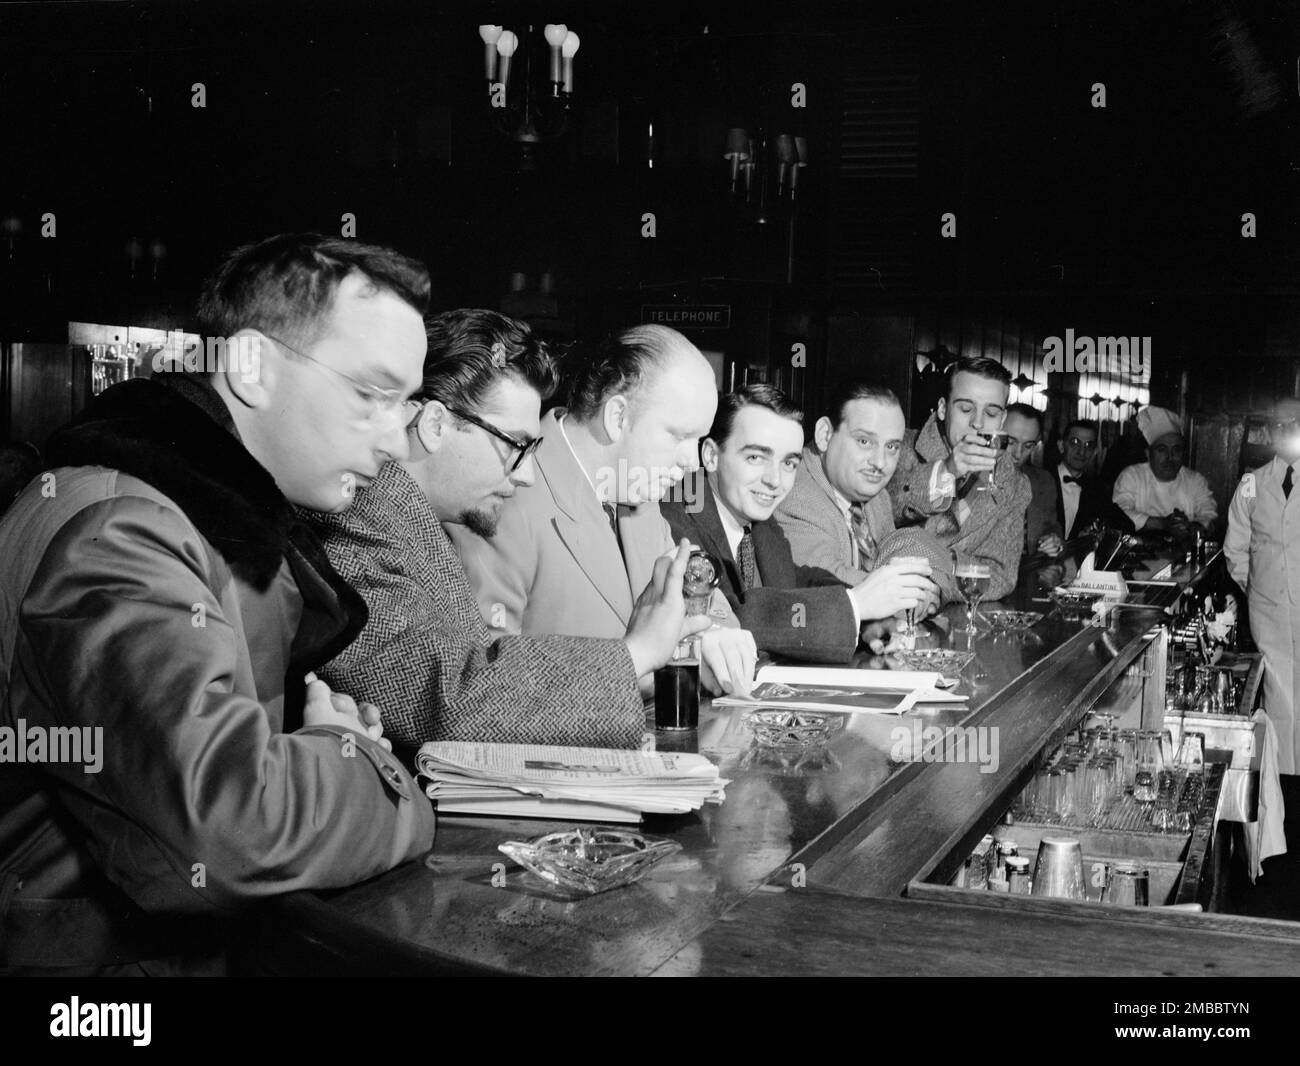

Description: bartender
[1112,406,1218,534]
[1226,398,1300,776]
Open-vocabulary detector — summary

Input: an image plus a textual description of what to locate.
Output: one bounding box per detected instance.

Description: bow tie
[1062,475,1080,484]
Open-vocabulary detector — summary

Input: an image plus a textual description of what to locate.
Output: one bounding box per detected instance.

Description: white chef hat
[1136,406,1183,446]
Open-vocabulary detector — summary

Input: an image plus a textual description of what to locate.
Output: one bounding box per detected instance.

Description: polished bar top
[278,547,1246,976]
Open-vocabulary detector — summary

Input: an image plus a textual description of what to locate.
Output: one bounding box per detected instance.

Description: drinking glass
[1175,731,1205,774]
[954,562,992,631]
[972,430,1009,491]
[890,555,931,647]
[1132,732,1164,803]
[1151,769,1181,830]
[1085,761,1111,827]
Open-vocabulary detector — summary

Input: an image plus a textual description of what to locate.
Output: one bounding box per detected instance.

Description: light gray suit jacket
[449,408,734,640]
[774,445,896,587]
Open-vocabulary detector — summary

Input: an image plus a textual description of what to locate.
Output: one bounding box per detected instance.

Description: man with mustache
[302,310,707,754]
[663,384,936,661]
[775,380,953,609]
[451,324,757,697]
[888,356,1030,601]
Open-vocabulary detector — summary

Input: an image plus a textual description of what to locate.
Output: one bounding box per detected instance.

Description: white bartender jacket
[1226,457,1300,775]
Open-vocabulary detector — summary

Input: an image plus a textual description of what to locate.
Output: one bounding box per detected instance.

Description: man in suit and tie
[661,384,936,662]
[1055,418,1134,542]
[450,323,757,697]
[774,379,953,604]
[303,310,711,754]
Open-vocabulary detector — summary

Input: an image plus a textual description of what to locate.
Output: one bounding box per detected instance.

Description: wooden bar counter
[265,551,1300,976]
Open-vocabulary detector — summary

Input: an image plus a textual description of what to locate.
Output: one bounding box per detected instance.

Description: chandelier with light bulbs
[478,23,580,157]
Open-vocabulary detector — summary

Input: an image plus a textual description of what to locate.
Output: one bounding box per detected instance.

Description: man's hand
[861,617,898,655]
[625,539,714,677]
[698,626,757,698]
[303,673,391,752]
[945,434,1000,480]
[1036,533,1064,557]
[849,558,937,621]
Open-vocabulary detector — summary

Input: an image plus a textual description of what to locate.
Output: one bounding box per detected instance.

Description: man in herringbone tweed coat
[302,311,706,758]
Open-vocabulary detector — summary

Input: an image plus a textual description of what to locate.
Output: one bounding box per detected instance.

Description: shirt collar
[558,412,606,506]
[711,482,748,541]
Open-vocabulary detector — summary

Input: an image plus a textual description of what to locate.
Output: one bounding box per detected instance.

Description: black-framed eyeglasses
[430,398,542,473]
[1066,437,1098,450]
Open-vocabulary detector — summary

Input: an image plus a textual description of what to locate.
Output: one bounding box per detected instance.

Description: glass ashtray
[887,648,976,675]
[497,827,681,895]
[1050,588,1102,620]
[983,610,1043,632]
[743,709,846,749]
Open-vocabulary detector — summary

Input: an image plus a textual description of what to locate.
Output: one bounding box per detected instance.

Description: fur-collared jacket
[0,374,434,973]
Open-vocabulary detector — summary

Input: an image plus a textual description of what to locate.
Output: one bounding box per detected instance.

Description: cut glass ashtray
[744,709,846,749]
[887,648,976,675]
[497,827,681,895]
[983,610,1043,632]
[1050,588,1102,620]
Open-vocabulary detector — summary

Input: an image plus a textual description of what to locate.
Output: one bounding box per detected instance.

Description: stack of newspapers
[415,741,729,823]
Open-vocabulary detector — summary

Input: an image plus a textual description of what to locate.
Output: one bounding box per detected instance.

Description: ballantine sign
[1041,329,1150,378]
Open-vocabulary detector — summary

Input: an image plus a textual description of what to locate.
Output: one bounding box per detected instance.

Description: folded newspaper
[713,665,967,714]
[416,742,729,823]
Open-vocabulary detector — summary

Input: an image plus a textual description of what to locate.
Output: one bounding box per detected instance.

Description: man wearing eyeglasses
[0,234,436,973]
[1052,418,1133,543]
[1226,398,1300,779]
[450,324,758,699]
[302,310,708,753]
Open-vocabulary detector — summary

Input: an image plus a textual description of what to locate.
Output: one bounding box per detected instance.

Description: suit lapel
[536,410,634,625]
[693,475,739,563]
[801,446,854,562]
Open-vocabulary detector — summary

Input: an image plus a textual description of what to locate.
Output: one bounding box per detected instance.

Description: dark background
[2,0,1299,436]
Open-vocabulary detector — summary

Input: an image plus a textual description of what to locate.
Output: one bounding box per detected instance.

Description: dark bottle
[653,550,720,732]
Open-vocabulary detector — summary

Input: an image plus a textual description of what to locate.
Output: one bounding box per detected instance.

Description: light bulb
[545,23,567,86]
[561,31,579,94]
[479,25,503,82]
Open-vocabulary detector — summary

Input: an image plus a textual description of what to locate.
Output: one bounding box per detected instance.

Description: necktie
[1284,466,1294,499]
[736,526,758,592]
[603,503,624,560]
[850,501,876,568]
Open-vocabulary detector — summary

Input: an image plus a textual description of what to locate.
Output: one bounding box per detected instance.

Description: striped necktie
[850,500,876,568]
[736,526,758,592]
